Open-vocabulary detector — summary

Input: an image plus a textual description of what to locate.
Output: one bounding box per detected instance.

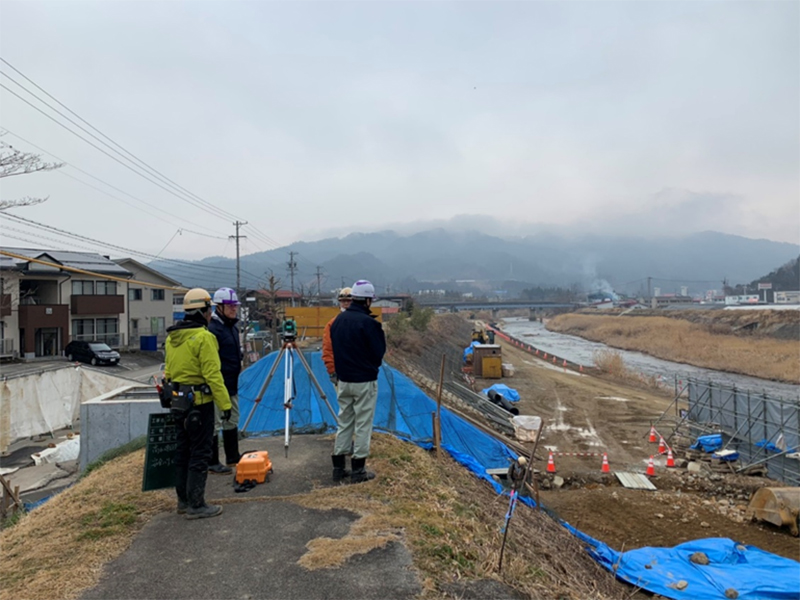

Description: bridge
[417,300,581,312]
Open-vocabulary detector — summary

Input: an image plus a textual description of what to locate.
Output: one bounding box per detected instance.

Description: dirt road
[474,339,800,562]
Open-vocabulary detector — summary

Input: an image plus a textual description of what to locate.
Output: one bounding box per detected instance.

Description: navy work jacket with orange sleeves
[330,302,386,383]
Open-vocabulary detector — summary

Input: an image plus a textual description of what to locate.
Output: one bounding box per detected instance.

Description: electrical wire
[1,128,230,238]
[2,212,264,282]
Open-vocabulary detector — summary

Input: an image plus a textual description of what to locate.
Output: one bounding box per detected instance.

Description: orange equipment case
[235,450,273,484]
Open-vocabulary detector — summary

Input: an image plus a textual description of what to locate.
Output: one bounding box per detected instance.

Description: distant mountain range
[149,228,800,297]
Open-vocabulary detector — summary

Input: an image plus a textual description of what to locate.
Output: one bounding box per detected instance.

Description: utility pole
[647,276,652,299]
[341,276,346,288]
[287,251,298,307]
[230,221,247,298]
[315,266,324,305]
[265,270,282,350]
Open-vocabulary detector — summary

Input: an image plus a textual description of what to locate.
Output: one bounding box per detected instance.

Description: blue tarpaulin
[564,527,800,600]
[238,350,800,600]
[691,434,724,453]
[481,384,520,402]
[462,341,480,364]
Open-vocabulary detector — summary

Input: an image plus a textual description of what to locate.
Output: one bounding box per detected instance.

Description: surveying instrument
[241,318,337,457]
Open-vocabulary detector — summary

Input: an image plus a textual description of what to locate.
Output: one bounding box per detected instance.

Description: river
[500,317,800,401]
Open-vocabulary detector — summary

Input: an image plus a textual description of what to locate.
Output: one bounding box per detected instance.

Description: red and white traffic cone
[666,448,675,468]
[658,436,666,454]
[649,425,657,443]
[546,451,557,473]
[601,453,610,473]
[646,455,655,477]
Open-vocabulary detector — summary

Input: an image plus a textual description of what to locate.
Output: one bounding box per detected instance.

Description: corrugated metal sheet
[615,471,657,490]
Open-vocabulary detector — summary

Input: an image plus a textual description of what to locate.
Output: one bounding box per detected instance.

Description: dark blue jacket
[330,302,386,383]
[208,312,242,395]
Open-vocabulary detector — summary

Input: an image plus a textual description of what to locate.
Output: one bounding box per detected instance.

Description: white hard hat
[351,280,376,299]
[213,287,240,306]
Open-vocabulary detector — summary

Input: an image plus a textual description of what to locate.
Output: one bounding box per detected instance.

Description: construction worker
[207,287,243,474]
[330,279,386,484]
[165,288,232,519]
[322,287,352,387]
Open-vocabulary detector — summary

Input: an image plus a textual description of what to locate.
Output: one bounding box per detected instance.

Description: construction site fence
[686,378,800,486]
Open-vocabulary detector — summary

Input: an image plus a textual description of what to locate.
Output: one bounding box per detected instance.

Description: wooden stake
[435,353,446,457]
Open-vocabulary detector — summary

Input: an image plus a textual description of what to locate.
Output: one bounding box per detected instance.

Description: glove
[221,409,232,421]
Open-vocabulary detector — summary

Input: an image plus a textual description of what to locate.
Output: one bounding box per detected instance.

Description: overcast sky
[1,1,798,261]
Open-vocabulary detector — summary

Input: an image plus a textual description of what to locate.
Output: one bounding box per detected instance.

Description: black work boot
[222,428,242,466]
[208,435,232,475]
[331,454,350,483]
[349,457,375,484]
[185,470,223,520]
[175,463,189,514]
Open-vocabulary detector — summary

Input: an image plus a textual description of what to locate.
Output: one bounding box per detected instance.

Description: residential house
[113,258,183,348]
[0,248,132,358]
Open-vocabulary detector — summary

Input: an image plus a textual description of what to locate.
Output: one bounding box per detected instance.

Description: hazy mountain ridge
[149,228,800,296]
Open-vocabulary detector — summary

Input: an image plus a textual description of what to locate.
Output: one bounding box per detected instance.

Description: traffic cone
[579,365,584,373]
[535,348,539,355]
[649,425,657,443]
[543,352,547,359]
[562,359,568,368]
[601,453,610,473]
[666,448,675,468]
[646,455,655,477]
[546,451,556,473]
[658,436,666,454]
[552,356,557,364]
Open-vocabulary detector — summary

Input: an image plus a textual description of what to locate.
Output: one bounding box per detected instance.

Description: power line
[1,128,229,238]
[1,212,263,281]
[1,60,282,249]
[0,81,241,224]
[0,68,243,224]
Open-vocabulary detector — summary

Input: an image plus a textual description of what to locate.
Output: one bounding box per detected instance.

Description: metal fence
[686,378,800,485]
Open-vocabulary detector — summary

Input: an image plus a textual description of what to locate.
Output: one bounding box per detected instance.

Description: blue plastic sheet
[462,341,480,364]
[564,527,800,600]
[691,434,723,453]
[481,384,520,402]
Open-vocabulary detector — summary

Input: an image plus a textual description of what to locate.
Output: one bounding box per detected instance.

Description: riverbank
[546,310,800,384]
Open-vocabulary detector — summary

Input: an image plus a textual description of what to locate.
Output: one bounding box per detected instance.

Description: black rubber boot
[349,457,375,484]
[185,470,223,520]
[175,463,189,514]
[208,435,232,474]
[331,454,350,483]
[222,428,242,466]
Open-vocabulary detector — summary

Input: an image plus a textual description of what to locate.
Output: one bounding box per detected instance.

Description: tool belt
[158,379,212,414]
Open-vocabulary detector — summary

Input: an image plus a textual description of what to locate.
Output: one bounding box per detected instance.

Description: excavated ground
[479,339,800,562]
[389,314,799,566]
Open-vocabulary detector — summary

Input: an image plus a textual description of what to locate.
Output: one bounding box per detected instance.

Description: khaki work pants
[333,380,378,459]
[214,394,240,431]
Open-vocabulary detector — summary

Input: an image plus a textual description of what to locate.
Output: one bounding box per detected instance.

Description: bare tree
[0,132,63,210]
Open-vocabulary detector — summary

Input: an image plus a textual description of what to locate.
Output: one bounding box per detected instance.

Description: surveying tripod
[241,339,338,457]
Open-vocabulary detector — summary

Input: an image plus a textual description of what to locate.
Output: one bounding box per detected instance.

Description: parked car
[246,330,271,341]
[65,341,121,366]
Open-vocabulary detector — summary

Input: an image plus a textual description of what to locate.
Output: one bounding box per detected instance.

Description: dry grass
[0,450,172,600]
[549,313,800,383]
[0,434,629,600]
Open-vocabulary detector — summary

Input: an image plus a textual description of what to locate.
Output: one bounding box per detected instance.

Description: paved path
[80,434,422,600]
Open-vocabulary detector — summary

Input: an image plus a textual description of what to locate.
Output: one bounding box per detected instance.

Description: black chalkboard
[142,412,179,492]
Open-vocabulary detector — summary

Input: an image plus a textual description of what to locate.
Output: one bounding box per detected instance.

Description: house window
[152,289,165,301]
[97,281,117,295]
[72,281,94,295]
[97,318,119,335]
[72,319,94,337]
[131,319,139,331]
[129,288,143,301]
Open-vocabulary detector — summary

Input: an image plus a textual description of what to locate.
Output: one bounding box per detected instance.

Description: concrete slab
[81,435,422,600]
[4,462,71,494]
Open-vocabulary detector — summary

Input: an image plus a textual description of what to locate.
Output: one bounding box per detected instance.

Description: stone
[725,588,739,599]
[687,462,706,473]
[552,476,564,489]
[700,521,710,528]
[689,552,710,565]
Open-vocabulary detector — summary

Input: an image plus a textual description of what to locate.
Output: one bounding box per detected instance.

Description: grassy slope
[1,434,628,600]
[547,311,800,383]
